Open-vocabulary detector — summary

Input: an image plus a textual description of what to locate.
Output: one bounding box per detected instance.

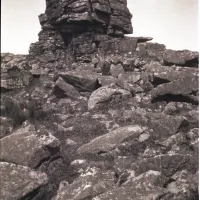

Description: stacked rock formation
[28,0,134,73]
[0,0,199,200]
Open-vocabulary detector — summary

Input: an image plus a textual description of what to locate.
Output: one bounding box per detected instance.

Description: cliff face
[0,1,199,200]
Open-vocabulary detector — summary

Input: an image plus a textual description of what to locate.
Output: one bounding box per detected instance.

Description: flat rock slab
[59,70,101,92]
[144,61,198,82]
[88,85,131,110]
[77,125,147,155]
[0,122,60,168]
[151,74,199,104]
[163,49,199,67]
[0,162,48,200]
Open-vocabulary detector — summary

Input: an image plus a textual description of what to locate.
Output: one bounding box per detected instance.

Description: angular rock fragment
[59,70,101,92]
[55,77,80,99]
[94,170,167,200]
[53,167,115,200]
[132,154,192,177]
[148,113,189,141]
[151,74,199,105]
[0,122,60,168]
[136,36,153,43]
[110,64,124,77]
[163,49,199,67]
[88,85,131,110]
[116,72,142,92]
[0,162,48,200]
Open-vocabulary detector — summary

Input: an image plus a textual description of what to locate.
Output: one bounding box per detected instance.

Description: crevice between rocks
[150,77,171,87]
[34,146,61,169]
[151,94,199,105]
[18,187,41,200]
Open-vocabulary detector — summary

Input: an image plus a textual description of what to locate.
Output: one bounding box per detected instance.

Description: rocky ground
[0,0,199,200]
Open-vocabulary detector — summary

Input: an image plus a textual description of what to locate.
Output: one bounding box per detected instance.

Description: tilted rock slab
[55,76,80,99]
[77,125,147,155]
[151,74,199,104]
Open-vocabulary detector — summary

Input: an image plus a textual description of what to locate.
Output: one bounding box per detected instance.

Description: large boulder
[0,162,48,200]
[0,121,60,168]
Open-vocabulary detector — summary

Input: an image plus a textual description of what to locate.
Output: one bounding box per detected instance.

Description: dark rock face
[44,0,133,35]
[1,0,199,200]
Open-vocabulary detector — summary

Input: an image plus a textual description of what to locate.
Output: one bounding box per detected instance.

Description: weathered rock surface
[53,167,115,200]
[0,162,48,200]
[0,121,60,168]
[78,125,147,155]
[88,85,131,110]
[95,170,167,200]
[45,0,133,36]
[55,76,81,99]
[163,49,199,67]
[1,0,199,200]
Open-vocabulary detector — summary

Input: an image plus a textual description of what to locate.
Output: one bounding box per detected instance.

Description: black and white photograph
[1,0,199,199]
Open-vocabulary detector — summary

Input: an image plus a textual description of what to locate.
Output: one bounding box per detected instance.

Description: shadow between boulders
[151,94,199,105]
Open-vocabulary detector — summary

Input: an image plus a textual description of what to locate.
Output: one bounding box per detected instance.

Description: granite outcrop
[0,0,199,200]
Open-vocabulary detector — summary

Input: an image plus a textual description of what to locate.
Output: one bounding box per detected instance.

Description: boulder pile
[0,0,199,199]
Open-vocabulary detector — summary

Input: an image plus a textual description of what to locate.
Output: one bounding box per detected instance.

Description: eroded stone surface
[77,125,147,155]
[0,121,60,168]
[0,162,48,200]
[0,0,199,199]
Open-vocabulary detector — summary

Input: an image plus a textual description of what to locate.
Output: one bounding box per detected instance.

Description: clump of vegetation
[2,96,28,127]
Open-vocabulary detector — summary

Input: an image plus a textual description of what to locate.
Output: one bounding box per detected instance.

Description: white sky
[1,0,199,54]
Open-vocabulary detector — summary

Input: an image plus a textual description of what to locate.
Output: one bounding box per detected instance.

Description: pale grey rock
[77,125,147,155]
[110,64,124,77]
[88,86,131,110]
